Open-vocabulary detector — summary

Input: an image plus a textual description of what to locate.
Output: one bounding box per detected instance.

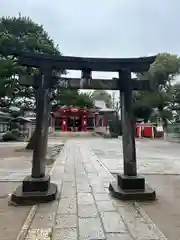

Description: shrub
[2,130,21,141]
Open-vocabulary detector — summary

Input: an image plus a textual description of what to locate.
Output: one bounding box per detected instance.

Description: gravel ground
[0,182,31,240]
[0,143,63,240]
[111,173,180,240]
[139,174,180,240]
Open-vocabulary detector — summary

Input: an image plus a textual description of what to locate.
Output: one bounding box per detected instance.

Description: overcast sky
[1,0,180,97]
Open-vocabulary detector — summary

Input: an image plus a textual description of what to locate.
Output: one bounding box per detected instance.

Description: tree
[0,15,61,105]
[168,83,180,122]
[132,100,153,122]
[136,53,180,127]
[52,89,93,109]
[0,16,93,109]
[0,15,94,148]
[75,91,93,108]
[91,90,112,108]
[0,15,62,148]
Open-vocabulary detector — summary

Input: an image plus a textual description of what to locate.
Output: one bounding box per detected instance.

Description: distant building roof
[94,100,115,112]
[0,111,11,119]
[94,100,106,109]
[13,117,32,123]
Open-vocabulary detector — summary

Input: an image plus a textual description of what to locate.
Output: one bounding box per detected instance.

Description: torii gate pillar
[11,70,57,205]
[109,69,156,200]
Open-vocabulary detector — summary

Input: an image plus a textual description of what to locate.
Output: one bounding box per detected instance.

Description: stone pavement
[0,182,32,240]
[87,137,180,174]
[0,140,63,240]
[86,137,180,240]
[0,139,64,182]
[24,139,166,240]
[138,174,180,240]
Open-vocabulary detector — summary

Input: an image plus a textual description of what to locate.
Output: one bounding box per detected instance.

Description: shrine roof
[0,111,12,119]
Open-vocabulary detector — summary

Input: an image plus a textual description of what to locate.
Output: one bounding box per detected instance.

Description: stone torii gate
[9,52,156,204]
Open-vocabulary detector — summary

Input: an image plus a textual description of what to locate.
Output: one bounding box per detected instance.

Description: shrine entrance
[67,116,86,132]
[5,48,157,205]
[54,107,94,132]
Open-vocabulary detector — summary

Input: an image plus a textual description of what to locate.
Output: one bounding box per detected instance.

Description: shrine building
[53,100,115,132]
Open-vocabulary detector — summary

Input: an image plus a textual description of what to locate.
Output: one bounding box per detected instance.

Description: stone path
[87,137,180,174]
[24,140,166,240]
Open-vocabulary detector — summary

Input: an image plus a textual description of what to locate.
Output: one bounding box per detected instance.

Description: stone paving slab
[138,174,180,240]
[85,138,180,175]
[0,140,64,240]
[24,139,167,240]
[0,140,63,182]
[0,182,32,240]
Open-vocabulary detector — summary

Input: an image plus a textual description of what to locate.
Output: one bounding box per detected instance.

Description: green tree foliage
[51,89,93,109]
[136,53,180,126]
[168,83,180,122]
[0,15,60,55]
[0,15,61,107]
[0,15,93,109]
[75,91,93,108]
[0,15,93,148]
[132,100,153,122]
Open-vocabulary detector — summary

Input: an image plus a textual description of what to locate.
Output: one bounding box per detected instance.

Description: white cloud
[1,0,180,99]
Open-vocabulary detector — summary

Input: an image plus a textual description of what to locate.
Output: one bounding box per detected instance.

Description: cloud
[1,0,180,58]
[1,0,180,98]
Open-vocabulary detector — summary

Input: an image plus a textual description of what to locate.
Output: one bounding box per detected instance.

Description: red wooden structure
[136,123,154,138]
[54,107,95,132]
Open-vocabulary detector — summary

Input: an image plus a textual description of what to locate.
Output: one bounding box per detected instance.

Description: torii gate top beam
[12,51,156,73]
[19,76,151,91]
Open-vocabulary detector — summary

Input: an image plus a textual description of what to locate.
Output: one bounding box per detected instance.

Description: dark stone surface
[117,174,145,190]
[10,51,156,72]
[22,175,50,192]
[109,181,156,201]
[31,74,49,179]
[119,70,137,177]
[11,182,58,205]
